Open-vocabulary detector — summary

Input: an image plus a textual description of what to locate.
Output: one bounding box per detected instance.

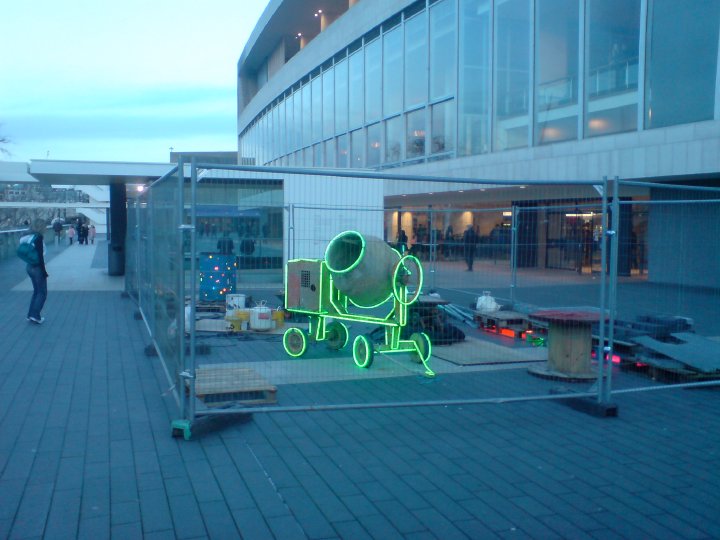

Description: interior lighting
[136,184,145,193]
[588,118,608,131]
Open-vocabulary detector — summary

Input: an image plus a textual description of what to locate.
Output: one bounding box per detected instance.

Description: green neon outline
[325,231,366,274]
[325,320,349,350]
[352,334,374,368]
[393,255,424,306]
[283,327,308,358]
[410,332,435,377]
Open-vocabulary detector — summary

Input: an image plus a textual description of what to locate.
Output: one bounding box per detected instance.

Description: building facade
[237,0,720,286]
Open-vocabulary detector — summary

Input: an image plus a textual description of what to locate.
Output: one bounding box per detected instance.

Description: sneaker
[28,316,44,324]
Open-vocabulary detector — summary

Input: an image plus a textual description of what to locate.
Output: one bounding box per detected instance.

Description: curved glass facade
[239,0,720,168]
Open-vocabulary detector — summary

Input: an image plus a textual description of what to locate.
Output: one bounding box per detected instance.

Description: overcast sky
[0,0,269,164]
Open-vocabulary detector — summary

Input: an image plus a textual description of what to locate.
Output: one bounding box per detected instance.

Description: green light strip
[325,230,366,274]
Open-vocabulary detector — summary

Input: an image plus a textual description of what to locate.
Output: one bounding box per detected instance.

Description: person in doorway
[397,229,408,254]
[216,231,234,255]
[463,224,478,271]
[67,225,75,245]
[89,224,96,244]
[25,218,49,324]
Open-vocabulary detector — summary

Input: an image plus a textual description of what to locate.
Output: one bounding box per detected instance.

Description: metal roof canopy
[28,159,174,186]
[0,161,40,184]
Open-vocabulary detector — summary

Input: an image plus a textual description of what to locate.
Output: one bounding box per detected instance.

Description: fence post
[597,177,609,403]
[604,176,621,402]
[428,205,436,291]
[510,205,519,306]
[176,157,188,425]
[188,158,198,423]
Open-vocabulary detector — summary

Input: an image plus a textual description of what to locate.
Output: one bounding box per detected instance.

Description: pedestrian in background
[89,224,96,244]
[463,224,477,271]
[67,225,75,245]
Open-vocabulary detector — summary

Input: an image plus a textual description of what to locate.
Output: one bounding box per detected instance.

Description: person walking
[88,224,96,244]
[67,225,75,245]
[463,224,477,271]
[80,223,89,245]
[25,218,49,324]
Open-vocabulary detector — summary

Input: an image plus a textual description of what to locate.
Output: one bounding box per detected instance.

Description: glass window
[284,97,292,156]
[586,0,640,137]
[272,105,279,161]
[303,146,312,167]
[645,0,720,129]
[325,138,336,167]
[365,39,382,123]
[323,68,334,139]
[259,115,266,165]
[312,76,322,142]
[406,108,426,159]
[405,12,428,109]
[493,0,530,150]
[292,90,301,152]
[535,0,579,145]
[349,51,364,128]
[431,99,455,154]
[385,116,403,163]
[383,26,403,117]
[302,83,311,147]
[350,129,365,167]
[337,133,349,168]
[313,143,323,167]
[335,59,349,134]
[459,0,490,156]
[367,123,382,168]
[429,0,456,101]
[279,100,286,157]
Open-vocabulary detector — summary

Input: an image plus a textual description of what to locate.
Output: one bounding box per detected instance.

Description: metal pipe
[605,177,621,402]
[191,163,602,187]
[188,158,198,422]
[510,205,519,306]
[194,390,601,416]
[596,177,609,403]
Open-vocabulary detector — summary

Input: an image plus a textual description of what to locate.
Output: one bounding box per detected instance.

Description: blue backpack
[17,234,40,265]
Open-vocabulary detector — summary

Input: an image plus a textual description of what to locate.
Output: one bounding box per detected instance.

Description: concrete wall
[283,172,385,261]
[383,120,720,194]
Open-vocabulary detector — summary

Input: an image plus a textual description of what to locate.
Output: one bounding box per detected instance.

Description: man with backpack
[18,218,49,324]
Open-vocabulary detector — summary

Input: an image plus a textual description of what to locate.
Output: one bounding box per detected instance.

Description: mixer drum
[325,231,401,307]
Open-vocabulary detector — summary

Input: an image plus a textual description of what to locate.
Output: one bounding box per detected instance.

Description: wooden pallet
[193,363,277,407]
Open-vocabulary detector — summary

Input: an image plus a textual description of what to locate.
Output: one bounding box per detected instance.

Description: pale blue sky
[0,0,269,163]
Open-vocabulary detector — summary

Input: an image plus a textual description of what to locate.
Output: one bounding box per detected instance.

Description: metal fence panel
[133,165,718,435]
[610,182,720,391]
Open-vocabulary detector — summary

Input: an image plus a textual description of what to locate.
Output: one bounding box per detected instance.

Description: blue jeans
[27,264,47,319]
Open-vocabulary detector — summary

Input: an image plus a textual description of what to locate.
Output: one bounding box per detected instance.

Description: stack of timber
[193,363,277,407]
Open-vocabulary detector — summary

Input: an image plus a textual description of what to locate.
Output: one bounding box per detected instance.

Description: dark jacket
[33,234,49,277]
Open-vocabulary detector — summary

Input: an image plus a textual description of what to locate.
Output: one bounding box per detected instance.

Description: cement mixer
[283,230,433,376]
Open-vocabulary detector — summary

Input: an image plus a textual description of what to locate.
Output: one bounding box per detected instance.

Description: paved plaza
[0,240,718,539]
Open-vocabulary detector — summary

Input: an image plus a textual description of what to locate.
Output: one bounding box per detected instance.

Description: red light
[591,351,622,363]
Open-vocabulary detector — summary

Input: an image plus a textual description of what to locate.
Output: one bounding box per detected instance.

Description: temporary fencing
[128,161,720,439]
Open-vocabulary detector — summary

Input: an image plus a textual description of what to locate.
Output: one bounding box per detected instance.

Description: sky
[0,0,270,164]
